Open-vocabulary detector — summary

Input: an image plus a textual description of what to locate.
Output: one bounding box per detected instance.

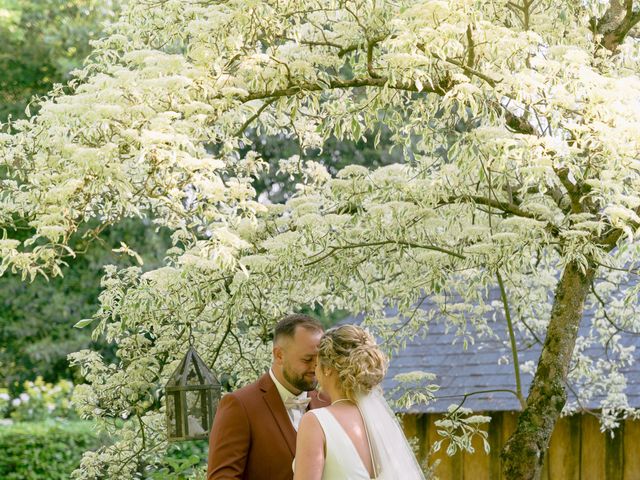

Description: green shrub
[0,388,9,417]
[144,440,209,479]
[0,420,213,479]
[8,377,76,422]
[0,420,105,479]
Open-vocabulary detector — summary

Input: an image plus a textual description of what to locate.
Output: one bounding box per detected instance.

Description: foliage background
[0,0,394,393]
[0,420,106,480]
[2,0,640,479]
[0,0,120,122]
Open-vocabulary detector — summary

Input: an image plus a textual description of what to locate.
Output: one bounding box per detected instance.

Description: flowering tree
[2,0,640,478]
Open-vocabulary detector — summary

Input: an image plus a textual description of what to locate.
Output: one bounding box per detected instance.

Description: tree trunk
[501,261,595,479]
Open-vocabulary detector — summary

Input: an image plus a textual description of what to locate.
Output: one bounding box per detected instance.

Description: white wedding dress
[294,388,425,480]
[310,408,373,479]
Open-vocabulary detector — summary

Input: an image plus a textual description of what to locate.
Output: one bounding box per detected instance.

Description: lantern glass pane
[186,364,200,385]
[186,390,207,436]
[166,392,178,438]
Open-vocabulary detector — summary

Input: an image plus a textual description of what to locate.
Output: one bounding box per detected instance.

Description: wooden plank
[423,414,435,479]
[582,414,606,480]
[452,447,464,480]
[488,412,504,480]
[501,411,519,443]
[541,452,550,480]
[403,413,640,480]
[462,411,490,480]
[623,419,640,480]
[427,414,450,479]
[400,414,423,470]
[500,412,519,480]
[415,415,428,464]
[427,413,461,480]
[402,413,418,438]
[548,415,581,480]
[402,414,433,476]
[605,422,624,480]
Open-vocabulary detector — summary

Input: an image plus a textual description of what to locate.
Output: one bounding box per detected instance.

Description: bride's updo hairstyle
[318,325,388,401]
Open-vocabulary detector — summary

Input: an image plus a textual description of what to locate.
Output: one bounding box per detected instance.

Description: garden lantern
[165,346,221,441]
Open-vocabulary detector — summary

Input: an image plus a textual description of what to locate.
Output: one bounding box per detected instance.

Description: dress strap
[356,403,378,479]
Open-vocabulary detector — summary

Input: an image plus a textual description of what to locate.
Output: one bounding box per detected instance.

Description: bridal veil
[357,387,426,480]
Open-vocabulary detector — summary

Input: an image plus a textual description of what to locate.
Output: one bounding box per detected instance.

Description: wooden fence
[401,412,640,480]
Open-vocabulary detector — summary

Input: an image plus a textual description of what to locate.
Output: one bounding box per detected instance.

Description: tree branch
[235,98,277,137]
[590,279,640,336]
[442,388,522,415]
[466,24,475,70]
[598,228,624,251]
[503,105,537,135]
[439,194,560,236]
[553,167,583,214]
[415,42,501,87]
[367,40,382,79]
[304,240,465,267]
[242,76,418,102]
[497,270,527,409]
[596,0,640,51]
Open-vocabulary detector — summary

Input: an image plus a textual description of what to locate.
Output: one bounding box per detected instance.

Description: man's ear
[273,344,284,365]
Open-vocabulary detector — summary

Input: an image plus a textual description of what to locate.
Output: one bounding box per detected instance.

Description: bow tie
[284,397,311,410]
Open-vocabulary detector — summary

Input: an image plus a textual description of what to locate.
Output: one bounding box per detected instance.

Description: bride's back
[321,402,375,478]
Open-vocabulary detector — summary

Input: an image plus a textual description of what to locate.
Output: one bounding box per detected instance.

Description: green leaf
[73,318,94,329]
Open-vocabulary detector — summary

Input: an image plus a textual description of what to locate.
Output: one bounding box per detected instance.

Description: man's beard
[283,366,317,392]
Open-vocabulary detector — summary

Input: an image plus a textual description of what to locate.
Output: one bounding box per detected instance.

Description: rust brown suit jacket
[207,373,329,480]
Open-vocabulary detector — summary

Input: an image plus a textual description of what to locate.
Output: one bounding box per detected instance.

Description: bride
[293,325,425,480]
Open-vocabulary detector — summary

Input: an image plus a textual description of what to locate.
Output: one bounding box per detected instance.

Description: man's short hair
[274,314,323,344]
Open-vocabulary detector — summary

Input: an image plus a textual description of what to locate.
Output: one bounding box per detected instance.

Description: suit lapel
[260,374,297,456]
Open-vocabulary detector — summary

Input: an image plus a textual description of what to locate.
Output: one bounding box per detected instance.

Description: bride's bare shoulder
[299,409,323,432]
[296,412,326,457]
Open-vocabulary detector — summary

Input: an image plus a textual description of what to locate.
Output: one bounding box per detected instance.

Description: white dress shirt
[269,369,308,431]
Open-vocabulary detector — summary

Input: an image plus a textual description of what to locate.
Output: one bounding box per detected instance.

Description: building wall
[401,412,640,480]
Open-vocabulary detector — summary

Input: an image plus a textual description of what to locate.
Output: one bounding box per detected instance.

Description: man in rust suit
[207,314,329,480]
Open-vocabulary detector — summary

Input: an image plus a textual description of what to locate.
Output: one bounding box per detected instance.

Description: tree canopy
[1,1,640,478]
[0,0,156,393]
[0,218,172,394]
[0,0,121,122]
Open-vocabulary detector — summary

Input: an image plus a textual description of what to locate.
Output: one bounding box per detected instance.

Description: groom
[207,314,329,479]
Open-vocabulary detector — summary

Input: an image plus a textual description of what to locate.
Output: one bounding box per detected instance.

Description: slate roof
[352,285,640,413]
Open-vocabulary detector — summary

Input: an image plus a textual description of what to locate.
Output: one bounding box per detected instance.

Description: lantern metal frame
[165,345,221,441]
